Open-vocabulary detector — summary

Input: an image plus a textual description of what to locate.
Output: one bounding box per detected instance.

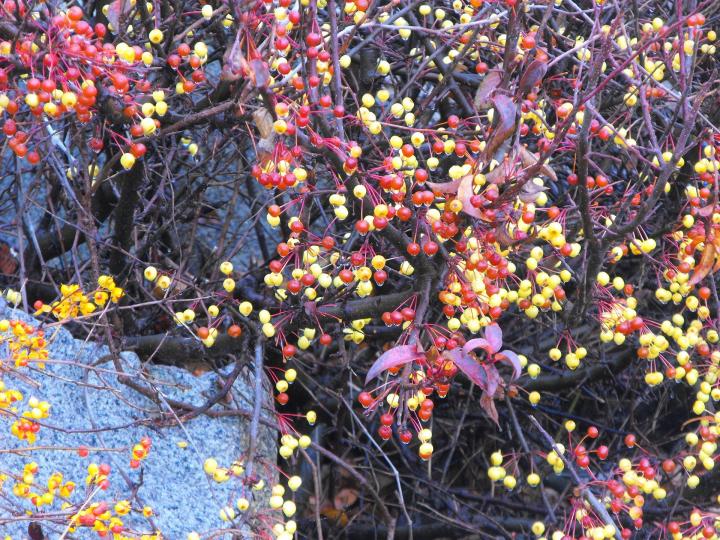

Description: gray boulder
[0,299,276,539]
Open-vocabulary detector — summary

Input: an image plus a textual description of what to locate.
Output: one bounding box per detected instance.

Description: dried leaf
[518,145,557,182]
[496,350,522,380]
[474,71,502,110]
[519,180,547,203]
[249,58,270,88]
[444,349,488,391]
[426,178,461,194]
[689,242,716,286]
[517,59,548,97]
[253,108,274,140]
[494,223,519,248]
[365,344,423,384]
[253,108,275,159]
[484,162,513,185]
[106,0,131,30]
[484,95,518,162]
[457,174,485,220]
[714,236,720,273]
[334,488,359,510]
[221,35,250,82]
[480,391,499,425]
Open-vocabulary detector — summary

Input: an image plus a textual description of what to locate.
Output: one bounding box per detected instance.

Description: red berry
[358,392,373,408]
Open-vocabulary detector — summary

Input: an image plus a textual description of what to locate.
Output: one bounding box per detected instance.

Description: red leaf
[697,204,716,217]
[445,349,488,390]
[365,344,423,384]
[484,364,502,397]
[483,95,517,162]
[689,242,715,286]
[480,391,499,425]
[496,350,522,380]
[463,337,492,355]
[484,323,503,352]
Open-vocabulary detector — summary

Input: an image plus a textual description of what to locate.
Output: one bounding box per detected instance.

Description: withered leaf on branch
[480,391,499,425]
[519,180,547,203]
[483,95,518,162]
[517,59,548,97]
[253,108,275,158]
[518,145,557,182]
[106,0,131,30]
[221,35,249,82]
[223,34,270,86]
[474,70,502,110]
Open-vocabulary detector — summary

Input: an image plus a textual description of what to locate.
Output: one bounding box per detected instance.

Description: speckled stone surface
[0,299,276,539]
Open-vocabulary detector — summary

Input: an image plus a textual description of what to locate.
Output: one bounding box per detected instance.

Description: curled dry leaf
[249,58,270,88]
[495,350,522,380]
[253,108,275,158]
[221,35,249,82]
[253,108,274,140]
[518,145,557,182]
[480,391,499,425]
[689,239,718,286]
[519,180,547,203]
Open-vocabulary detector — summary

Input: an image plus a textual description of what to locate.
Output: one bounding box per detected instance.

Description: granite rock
[0,299,276,539]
